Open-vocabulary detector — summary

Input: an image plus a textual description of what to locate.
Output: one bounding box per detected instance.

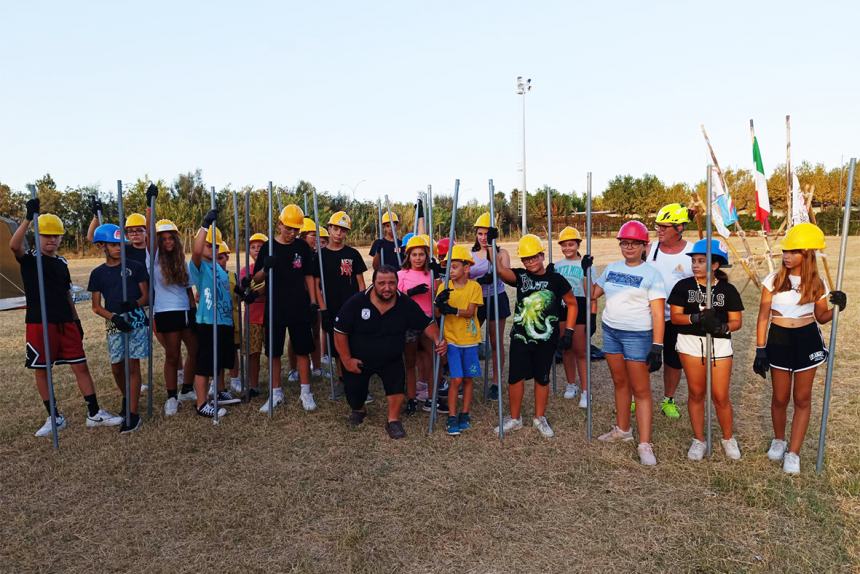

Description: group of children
[12,195,847,474]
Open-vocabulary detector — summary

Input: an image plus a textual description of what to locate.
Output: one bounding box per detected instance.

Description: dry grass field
[1,237,858,573]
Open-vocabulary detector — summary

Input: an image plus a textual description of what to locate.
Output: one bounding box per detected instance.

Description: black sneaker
[215,390,241,405]
[488,384,499,401]
[119,414,142,434]
[404,399,418,416]
[348,410,367,427]
[385,420,406,439]
[437,399,449,414]
[248,388,261,400]
[422,399,433,412]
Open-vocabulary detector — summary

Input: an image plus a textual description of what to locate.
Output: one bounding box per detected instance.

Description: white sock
[230,377,241,384]
[300,384,311,396]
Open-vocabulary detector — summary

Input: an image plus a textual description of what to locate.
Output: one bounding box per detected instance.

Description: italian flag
[752,135,771,231]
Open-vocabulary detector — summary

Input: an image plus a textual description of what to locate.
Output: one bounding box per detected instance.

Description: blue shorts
[447,344,481,380]
[107,326,149,364]
[601,323,651,362]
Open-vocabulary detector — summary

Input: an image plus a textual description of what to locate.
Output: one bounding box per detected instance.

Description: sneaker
[687,438,707,461]
[86,409,123,427]
[119,414,142,434]
[287,369,299,382]
[248,388,261,400]
[488,384,499,401]
[767,438,788,461]
[660,397,681,419]
[404,399,418,416]
[446,416,461,436]
[578,391,589,409]
[34,414,67,437]
[783,452,801,474]
[458,412,472,432]
[416,381,429,401]
[197,402,227,418]
[422,399,433,412]
[630,399,636,414]
[533,416,555,438]
[494,416,523,435]
[311,368,322,378]
[259,389,284,413]
[438,376,449,393]
[385,420,407,439]
[638,442,657,466]
[230,378,243,394]
[215,391,241,405]
[563,384,580,400]
[177,388,197,402]
[348,410,366,427]
[721,437,741,460]
[436,399,449,414]
[164,397,179,417]
[321,354,332,366]
[598,425,634,443]
[300,392,317,412]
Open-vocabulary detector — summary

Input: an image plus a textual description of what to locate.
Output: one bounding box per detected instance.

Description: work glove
[429,260,445,275]
[829,290,847,311]
[240,275,251,290]
[406,283,429,297]
[581,254,594,274]
[74,319,84,339]
[558,328,573,351]
[111,314,134,333]
[753,347,769,379]
[590,313,597,337]
[145,183,159,204]
[435,288,451,306]
[242,290,258,304]
[487,227,499,242]
[698,309,721,333]
[88,195,102,218]
[320,310,334,332]
[646,343,663,373]
[25,198,40,221]
[233,283,246,298]
[201,209,218,229]
[121,300,139,313]
[437,302,458,316]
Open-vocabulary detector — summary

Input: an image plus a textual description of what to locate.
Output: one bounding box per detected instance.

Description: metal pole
[427,186,436,406]
[267,181,274,417]
[303,190,309,217]
[385,195,402,267]
[117,180,132,428]
[785,115,792,230]
[412,199,420,236]
[146,190,156,418]
[376,199,385,267]
[311,188,337,400]
[817,157,856,473]
[27,184,59,449]
[585,172,593,441]
[210,186,219,424]
[547,185,556,394]
[705,166,714,457]
[276,188,284,215]
[429,179,459,433]
[489,179,504,441]
[232,190,245,398]
[243,189,252,402]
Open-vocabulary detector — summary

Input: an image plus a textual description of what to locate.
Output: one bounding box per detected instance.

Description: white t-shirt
[647,241,693,320]
[763,272,829,318]
[152,254,191,313]
[596,260,666,331]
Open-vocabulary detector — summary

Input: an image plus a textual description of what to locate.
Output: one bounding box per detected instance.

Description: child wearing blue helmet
[668,238,743,461]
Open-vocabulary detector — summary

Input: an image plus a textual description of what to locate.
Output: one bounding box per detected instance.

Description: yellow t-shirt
[437,280,483,346]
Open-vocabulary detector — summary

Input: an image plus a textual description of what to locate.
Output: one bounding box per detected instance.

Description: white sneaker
[783,452,801,475]
[164,397,179,416]
[563,384,580,400]
[767,438,788,461]
[598,425,634,443]
[494,416,523,435]
[259,389,285,413]
[139,384,148,397]
[533,416,555,438]
[320,354,332,366]
[287,369,299,382]
[721,437,741,460]
[311,368,322,378]
[177,389,197,402]
[638,442,657,466]
[86,409,123,427]
[300,392,317,412]
[578,391,589,409]
[34,414,67,437]
[230,378,243,394]
[687,438,707,461]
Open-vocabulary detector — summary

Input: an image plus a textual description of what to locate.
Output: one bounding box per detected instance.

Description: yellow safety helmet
[37,213,65,236]
[517,234,544,259]
[319,226,329,238]
[155,219,178,233]
[125,213,147,229]
[655,203,690,225]
[279,204,304,229]
[249,232,268,243]
[381,211,399,224]
[558,226,582,242]
[473,212,491,229]
[205,226,223,245]
[217,241,230,254]
[450,244,475,264]
[405,235,430,252]
[300,218,317,234]
[780,222,825,251]
[328,211,351,230]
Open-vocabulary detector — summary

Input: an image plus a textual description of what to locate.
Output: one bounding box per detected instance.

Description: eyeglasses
[619,241,644,249]
[521,254,542,264]
[126,228,145,235]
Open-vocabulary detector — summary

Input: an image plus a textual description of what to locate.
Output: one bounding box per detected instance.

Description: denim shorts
[447,344,481,379]
[601,323,652,362]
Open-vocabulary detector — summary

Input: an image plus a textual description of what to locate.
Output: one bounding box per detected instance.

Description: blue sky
[2,1,857,203]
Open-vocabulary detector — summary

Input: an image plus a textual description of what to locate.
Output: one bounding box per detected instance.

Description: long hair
[773,249,824,304]
[402,246,430,272]
[157,231,189,286]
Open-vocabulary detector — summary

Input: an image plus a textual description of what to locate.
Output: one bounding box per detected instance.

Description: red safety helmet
[616,220,649,243]
[436,237,452,258]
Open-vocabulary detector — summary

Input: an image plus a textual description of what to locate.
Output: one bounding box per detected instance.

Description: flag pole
[750,119,775,274]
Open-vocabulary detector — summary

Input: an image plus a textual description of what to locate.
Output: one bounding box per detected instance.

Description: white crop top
[763,272,829,318]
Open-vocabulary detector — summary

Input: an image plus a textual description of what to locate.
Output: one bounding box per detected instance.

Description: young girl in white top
[754,223,846,474]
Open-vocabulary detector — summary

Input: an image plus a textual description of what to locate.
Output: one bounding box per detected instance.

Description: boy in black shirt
[10,200,121,437]
[369,211,400,270]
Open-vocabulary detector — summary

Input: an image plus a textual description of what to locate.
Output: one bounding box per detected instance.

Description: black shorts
[560,297,588,326]
[508,338,556,386]
[154,310,194,333]
[766,322,828,373]
[477,291,512,324]
[343,359,406,410]
[195,324,235,376]
[265,320,314,357]
[663,320,682,370]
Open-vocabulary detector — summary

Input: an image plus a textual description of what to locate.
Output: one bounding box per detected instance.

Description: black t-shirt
[87,260,149,315]
[313,246,368,313]
[17,250,74,324]
[334,289,432,366]
[369,238,400,268]
[127,246,148,265]
[510,268,571,345]
[668,277,744,339]
[253,238,313,323]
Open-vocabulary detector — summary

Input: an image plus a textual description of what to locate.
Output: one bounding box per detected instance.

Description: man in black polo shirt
[334,265,446,439]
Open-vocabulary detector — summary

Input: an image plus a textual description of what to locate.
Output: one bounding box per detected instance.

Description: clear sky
[2,0,857,203]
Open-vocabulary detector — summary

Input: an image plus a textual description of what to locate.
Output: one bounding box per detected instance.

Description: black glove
[830,290,847,311]
[429,260,445,275]
[487,227,499,242]
[406,283,429,297]
[477,273,494,285]
[437,302,458,316]
[753,347,769,379]
[202,209,218,229]
[25,198,40,221]
[646,343,663,373]
[699,310,722,333]
[581,254,594,274]
[435,288,451,306]
[416,198,424,218]
[111,314,133,333]
[240,275,252,290]
[233,283,246,298]
[74,319,84,339]
[590,313,597,337]
[558,328,573,350]
[121,300,139,313]
[262,255,277,270]
[320,310,334,332]
[88,195,102,218]
[242,290,258,304]
[145,183,159,204]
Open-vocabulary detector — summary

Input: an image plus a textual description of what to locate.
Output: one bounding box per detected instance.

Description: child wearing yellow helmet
[370,211,399,270]
[237,232,268,398]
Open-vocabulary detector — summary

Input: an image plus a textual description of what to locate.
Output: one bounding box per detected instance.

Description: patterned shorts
[107,326,150,364]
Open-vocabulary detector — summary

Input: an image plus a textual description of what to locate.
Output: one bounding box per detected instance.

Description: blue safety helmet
[93,223,126,244]
[400,232,415,247]
[687,238,730,267]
